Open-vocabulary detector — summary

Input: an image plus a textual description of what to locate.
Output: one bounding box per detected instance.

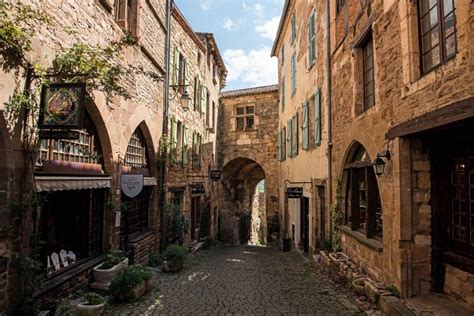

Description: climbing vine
[332,179,343,251]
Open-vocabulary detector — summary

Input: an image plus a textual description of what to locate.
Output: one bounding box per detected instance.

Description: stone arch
[122,121,157,176]
[84,101,114,175]
[0,113,13,216]
[218,157,268,245]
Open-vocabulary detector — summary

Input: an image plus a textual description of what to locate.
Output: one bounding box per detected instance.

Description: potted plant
[76,292,106,316]
[162,244,187,272]
[148,252,162,268]
[92,250,128,291]
[109,265,153,302]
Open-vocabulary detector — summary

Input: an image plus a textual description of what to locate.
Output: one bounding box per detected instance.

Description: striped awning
[35,176,112,192]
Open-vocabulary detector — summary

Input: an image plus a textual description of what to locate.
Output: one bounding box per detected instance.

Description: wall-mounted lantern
[373,150,391,176]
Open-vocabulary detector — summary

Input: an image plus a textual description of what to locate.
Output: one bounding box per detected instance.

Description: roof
[271,0,291,57]
[220,84,279,98]
[172,5,206,52]
[196,32,228,88]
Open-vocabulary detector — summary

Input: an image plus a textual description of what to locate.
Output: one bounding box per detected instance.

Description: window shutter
[281,79,285,111]
[278,131,282,161]
[116,0,127,29]
[294,113,299,155]
[182,125,188,166]
[287,120,292,157]
[183,59,189,86]
[201,86,207,114]
[315,88,321,146]
[282,127,286,158]
[170,118,177,164]
[302,102,309,150]
[192,132,197,167]
[199,134,203,167]
[171,46,179,86]
[291,55,296,95]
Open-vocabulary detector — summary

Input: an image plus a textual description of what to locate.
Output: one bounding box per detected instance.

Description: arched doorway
[218,157,267,245]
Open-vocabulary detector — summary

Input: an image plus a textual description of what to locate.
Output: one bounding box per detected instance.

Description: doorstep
[402,294,474,316]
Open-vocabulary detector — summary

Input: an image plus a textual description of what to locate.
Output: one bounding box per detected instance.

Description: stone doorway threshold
[403,293,473,316]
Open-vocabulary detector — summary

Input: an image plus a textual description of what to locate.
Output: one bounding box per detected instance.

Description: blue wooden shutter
[294,113,299,155]
[315,88,321,146]
[287,120,292,157]
[302,102,309,150]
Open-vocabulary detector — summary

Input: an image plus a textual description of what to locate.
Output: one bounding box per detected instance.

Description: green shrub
[99,250,126,270]
[109,265,152,301]
[162,244,187,263]
[386,285,400,297]
[84,292,105,305]
[148,252,162,267]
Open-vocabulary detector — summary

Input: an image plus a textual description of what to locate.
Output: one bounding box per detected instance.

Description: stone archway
[217,157,267,245]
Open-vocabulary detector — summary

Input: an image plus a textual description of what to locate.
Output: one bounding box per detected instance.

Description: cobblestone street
[108,245,363,315]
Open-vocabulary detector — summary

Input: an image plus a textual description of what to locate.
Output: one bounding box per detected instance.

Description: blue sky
[175,0,285,91]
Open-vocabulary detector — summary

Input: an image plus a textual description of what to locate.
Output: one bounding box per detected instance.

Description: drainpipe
[325,0,334,247]
[159,0,173,252]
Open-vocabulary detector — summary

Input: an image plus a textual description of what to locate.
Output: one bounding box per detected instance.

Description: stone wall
[216,86,279,245]
[128,232,156,265]
[444,264,474,308]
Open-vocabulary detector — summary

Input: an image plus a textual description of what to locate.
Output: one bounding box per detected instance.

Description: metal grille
[125,129,148,168]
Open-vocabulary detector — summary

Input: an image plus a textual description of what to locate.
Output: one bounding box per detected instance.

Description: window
[308,11,316,66]
[125,128,149,169]
[344,145,383,240]
[314,88,322,146]
[206,92,211,127]
[418,0,456,73]
[302,102,309,150]
[287,120,292,157]
[336,0,346,14]
[291,54,297,96]
[171,191,184,213]
[38,113,103,166]
[170,118,183,165]
[212,101,216,131]
[362,35,375,111]
[281,78,286,112]
[291,14,296,43]
[122,187,150,238]
[192,132,202,169]
[115,0,138,36]
[278,128,287,161]
[235,106,255,131]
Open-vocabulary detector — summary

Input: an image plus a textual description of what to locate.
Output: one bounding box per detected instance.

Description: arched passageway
[217,157,267,245]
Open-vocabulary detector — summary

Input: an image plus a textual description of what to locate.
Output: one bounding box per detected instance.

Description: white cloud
[200,0,212,11]
[223,16,234,31]
[243,1,265,18]
[223,47,278,87]
[255,16,280,41]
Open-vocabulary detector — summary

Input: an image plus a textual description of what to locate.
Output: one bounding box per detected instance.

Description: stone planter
[76,302,105,316]
[115,280,150,301]
[91,258,129,291]
[163,259,183,272]
[352,277,367,297]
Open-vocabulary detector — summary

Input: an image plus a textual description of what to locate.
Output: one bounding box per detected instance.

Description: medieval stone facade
[273,0,474,308]
[0,0,225,312]
[216,85,279,245]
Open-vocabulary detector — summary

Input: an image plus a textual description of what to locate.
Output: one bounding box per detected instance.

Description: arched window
[125,128,149,169]
[344,144,383,239]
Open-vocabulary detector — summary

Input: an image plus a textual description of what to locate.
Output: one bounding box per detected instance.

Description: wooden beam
[386,97,474,140]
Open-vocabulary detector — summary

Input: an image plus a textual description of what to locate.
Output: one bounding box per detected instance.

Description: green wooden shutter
[308,11,316,65]
[294,113,299,155]
[282,127,286,159]
[315,88,321,146]
[193,76,198,111]
[192,132,197,168]
[201,86,207,114]
[291,54,296,95]
[302,102,309,150]
[170,117,177,164]
[171,46,179,86]
[199,134,203,167]
[287,120,292,157]
[182,125,188,166]
[183,59,189,86]
[281,79,285,111]
[278,131,282,161]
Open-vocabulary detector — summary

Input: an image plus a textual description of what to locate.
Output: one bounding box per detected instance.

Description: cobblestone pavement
[107,245,365,315]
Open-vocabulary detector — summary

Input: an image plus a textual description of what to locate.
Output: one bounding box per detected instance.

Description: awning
[144,177,158,186]
[35,176,112,192]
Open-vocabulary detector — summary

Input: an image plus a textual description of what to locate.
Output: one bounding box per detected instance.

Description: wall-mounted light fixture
[373,150,391,176]
[169,84,192,110]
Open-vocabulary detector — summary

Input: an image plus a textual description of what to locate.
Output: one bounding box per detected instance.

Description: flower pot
[163,259,183,272]
[76,302,105,316]
[91,258,128,291]
[352,277,367,297]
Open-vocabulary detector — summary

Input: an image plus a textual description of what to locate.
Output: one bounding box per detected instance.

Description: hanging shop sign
[210,169,222,181]
[38,83,86,130]
[286,187,303,199]
[121,173,144,198]
[191,183,205,194]
[39,130,80,139]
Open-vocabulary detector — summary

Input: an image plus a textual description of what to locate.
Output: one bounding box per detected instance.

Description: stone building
[271,0,329,255]
[0,0,225,312]
[166,8,226,243]
[272,0,474,308]
[216,85,279,245]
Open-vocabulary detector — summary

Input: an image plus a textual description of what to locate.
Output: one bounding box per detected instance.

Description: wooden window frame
[115,0,138,37]
[235,106,255,131]
[361,34,375,111]
[122,187,150,238]
[417,0,457,74]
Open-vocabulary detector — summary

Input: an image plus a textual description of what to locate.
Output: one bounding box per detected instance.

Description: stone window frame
[417,0,457,75]
[125,127,150,169]
[343,145,383,241]
[235,105,255,131]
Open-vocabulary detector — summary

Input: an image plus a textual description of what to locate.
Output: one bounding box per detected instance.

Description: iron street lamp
[373,150,391,176]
